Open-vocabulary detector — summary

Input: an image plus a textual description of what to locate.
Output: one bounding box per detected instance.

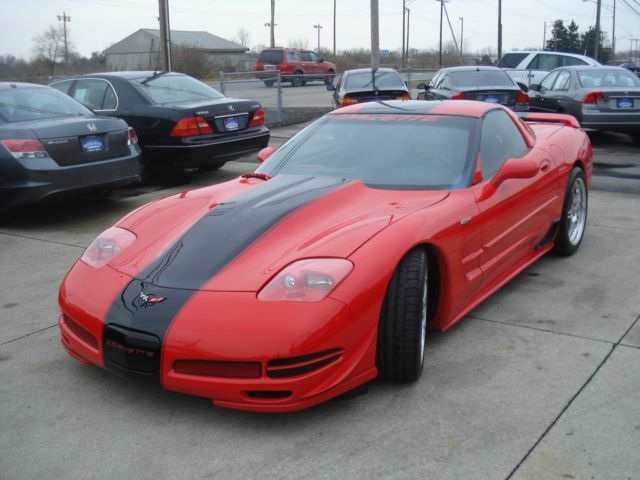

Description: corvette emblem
[86,123,98,132]
[228,105,235,111]
[137,291,166,306]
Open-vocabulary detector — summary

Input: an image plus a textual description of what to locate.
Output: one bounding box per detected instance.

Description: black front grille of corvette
[103,324,160,375]
[266,349,342,378]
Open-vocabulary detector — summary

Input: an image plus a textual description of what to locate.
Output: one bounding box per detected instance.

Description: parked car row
[1,72,270,210]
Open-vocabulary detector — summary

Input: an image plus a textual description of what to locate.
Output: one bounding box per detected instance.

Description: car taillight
[451,92,465,100]
[258,258,353,303]
[397,92,412,100]
[516,91,529,105]
[81,226,136,268]
[170,116,214,137]
[582,91,605,104]
[279,63,289,72]
[1,139,49,159]
[127,127,139,145]
[249,108,265,127]
[340,95,358,107]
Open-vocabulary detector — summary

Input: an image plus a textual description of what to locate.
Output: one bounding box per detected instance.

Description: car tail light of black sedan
[0,82,142,210]
[49,72,270,173]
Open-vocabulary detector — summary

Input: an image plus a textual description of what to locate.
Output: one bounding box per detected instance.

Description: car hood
[110,174,449,291]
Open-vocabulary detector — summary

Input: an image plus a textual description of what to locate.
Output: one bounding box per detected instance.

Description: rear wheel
[291,72,305,87]
[324,70,336,85]
[263,79,275,88]
[553,167,587,256]
[376,248,428,382]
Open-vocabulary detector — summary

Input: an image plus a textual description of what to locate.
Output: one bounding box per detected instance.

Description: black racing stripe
[102,175,348,380]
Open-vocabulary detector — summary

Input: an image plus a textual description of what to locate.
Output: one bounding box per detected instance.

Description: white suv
[497,51,600,87]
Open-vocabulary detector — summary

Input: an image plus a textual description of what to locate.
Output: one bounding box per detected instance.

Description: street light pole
[57,11,71,66]
[406,7,411,66]
[270,0,276,47]
[612,0,616,59]
[333,0,337,62]
[437,0,445,67]
[314,24,323,52]
[371,0,380,68]
[498,0,502,60]
[402,0,406,69]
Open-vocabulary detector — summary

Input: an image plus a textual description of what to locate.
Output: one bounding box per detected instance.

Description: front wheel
[291,73,305,87]
[553,167,588,256]
[376,248,428,382]
[324,71,335,85]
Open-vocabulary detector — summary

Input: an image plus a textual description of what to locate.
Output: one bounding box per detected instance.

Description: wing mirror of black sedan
[491,158,539,188]
[528,84,541,92]
[326,83,336,91]
[257,147,276,163]
[517,82,529,93]
[417,83,428,90]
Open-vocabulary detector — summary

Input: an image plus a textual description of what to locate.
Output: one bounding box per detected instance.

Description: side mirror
[257,147,275,163]
[490,158,539,188]
[326,83,336,91]
[318,57,324,63]
[417,82,427,90]
[517,82,529,93]
[528,84,540,92]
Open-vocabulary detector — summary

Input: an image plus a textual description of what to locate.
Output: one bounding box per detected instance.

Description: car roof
[343,68,400,75]
[52,71,187,81]
[330,100,499,118]
[0,82,50,90]
[439,66,506,73]
[552,65,629,72]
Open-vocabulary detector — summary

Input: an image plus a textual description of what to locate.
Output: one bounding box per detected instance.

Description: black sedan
[417,66,529,111]
[528,66,640,141]
[49,72,270,172]
[327,68,411,109]
[0,82,141,210]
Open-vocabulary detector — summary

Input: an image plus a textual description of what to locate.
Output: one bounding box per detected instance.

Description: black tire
[376,248,429,382]
[291,72,305,87]
[632,132,640,144]
[324,70,335,85]
[553,166,588,256]
[263,79,275,88]
[201,161,226,172]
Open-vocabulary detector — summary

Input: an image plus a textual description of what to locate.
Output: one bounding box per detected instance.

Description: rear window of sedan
[131,74,224,105]
[344,71,405,90]
[0,87,92,122]
[449,70,514,88]
[577,69,640,88]
[256,114,477,190]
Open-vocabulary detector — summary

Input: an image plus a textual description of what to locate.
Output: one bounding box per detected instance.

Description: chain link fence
[214,68,438,127]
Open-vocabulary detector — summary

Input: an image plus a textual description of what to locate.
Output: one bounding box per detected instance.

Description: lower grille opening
[266,348,342,379]
[246,390,292,399]
[63,314,99,349]
[173,360,261,378]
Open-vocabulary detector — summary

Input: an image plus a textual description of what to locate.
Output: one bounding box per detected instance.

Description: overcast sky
[1,0,639,59]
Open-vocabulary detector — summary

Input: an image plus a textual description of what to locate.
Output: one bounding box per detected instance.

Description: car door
[470,110,559,288]
[529,70,559,112]
[541,70,573,113]
[300,51,314,75]
[308,51,323,75]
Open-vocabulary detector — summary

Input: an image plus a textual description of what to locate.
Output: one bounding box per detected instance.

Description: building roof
[104,29,248,54]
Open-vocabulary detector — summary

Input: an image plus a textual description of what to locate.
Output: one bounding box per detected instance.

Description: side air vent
[266,348,342,378]
[62,314,99,349]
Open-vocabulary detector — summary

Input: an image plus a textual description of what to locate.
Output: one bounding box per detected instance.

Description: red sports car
[59,100,592,412]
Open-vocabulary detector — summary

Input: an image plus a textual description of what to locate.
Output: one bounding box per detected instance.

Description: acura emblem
[87,123,98,132]
[228,105,235,111]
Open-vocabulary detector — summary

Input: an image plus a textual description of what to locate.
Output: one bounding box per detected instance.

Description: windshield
[131,74,224,105]
[450,70,515,88]
[577,69,640,88]
[0,87,92,123]
[344,70,406,90]
[256,114,477,190]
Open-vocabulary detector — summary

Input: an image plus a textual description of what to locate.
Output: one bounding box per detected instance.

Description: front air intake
[266,349,342,378]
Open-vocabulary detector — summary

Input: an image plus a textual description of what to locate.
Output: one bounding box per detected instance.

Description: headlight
[258,258,353,302]
[80,227,136,268]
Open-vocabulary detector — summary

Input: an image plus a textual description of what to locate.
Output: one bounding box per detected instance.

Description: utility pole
[402,0,406,69]
[406,7,411,66]
[314,24,323,52]
[498,0,502,60]
[459,17,464,58]
[333,0,337,62]
[269,0,276,47]
[57,11,71,66]
[371,0,380,68]
[158,0,171,71]
[543,21,546,50]
[612,0,616,59]
[437,0,445,67]
[594,0,602,62]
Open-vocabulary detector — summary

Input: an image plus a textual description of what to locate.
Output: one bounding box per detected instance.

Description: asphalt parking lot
[1,123,639,480]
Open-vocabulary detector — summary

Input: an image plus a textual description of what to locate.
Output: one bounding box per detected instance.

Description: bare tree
[32,25,65,75]
[171,45,209,79]
[288,38,310,49]
[235,28,250,48]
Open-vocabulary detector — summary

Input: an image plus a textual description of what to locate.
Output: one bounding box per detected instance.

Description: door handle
[540,160,551,172]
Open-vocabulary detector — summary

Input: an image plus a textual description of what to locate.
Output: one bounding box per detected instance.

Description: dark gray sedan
[528,66,640,141]
[0,82,141,209]
[327,68,411,109]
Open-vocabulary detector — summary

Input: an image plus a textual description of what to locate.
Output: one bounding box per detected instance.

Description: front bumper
[0,145,141,208]
[143,128,270,169]
[58,262,378,412]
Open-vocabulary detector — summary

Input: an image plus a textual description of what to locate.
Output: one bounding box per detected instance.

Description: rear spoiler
[517,112,581,129]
